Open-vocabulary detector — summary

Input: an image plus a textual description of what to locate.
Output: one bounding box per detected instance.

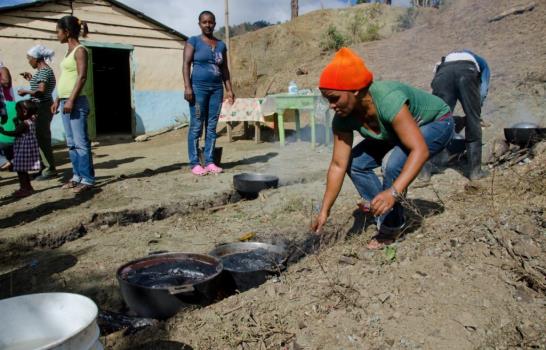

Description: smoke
[495,101,546,129]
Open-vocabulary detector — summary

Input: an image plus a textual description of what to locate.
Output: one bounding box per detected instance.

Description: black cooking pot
[233,173,279,198]
[116,253,223,319]
[209,242,287,292]
[446,133,466,154]
[504,122,546,146]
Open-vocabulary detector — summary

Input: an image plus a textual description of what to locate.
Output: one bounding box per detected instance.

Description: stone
[515,223,539,236]
[134,135,150,142]
[512,238,541,258]
[377,292,391,303]
[338,256,357,265]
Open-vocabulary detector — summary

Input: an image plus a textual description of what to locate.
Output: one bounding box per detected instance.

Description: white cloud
[119,0,364,37]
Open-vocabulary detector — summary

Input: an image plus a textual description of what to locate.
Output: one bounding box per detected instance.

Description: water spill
[220,248,284,273]
[123,260,217,288]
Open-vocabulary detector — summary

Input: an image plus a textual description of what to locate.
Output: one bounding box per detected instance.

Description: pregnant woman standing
[183,10,235,176]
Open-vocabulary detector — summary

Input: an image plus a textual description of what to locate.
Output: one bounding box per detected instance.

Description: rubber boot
[416,149,448,185]
[417,161,432,183]
[466,141,489,180]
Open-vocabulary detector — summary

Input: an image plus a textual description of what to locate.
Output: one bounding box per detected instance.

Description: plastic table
[268,93,331,148]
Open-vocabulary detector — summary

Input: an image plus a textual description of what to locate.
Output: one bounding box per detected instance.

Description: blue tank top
[188,35,226,86]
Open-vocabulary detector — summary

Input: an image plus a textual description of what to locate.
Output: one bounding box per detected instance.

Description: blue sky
[119,0,410,37]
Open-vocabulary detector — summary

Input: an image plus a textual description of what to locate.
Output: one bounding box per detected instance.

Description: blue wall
[134,90,189,135]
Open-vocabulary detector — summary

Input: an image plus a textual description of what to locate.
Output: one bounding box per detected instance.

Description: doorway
[91,47,132,135]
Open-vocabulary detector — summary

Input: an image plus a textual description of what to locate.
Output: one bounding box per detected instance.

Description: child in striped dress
[0,100,40,197]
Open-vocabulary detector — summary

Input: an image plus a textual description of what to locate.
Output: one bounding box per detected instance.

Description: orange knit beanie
[319,48,373,91]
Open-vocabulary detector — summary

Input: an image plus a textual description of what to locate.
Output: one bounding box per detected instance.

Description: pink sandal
[191,165,208,176]
[205,163,223,174]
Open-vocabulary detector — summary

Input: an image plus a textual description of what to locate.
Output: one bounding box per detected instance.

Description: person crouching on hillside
[312,48,454,249]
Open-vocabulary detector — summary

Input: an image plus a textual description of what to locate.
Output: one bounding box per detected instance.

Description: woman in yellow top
[52,15,95,194]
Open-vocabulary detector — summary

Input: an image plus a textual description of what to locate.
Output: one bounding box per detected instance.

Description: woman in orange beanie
[312,48,454,249]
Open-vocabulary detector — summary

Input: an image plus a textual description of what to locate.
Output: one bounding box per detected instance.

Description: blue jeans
[348,116,454,232]
[188,83,224,167]
[61,96,95,185]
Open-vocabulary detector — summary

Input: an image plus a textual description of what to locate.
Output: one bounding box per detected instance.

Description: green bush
[320,25,348,51]
[360,22,381,42]
[347,6,383,44]
[396,6,417,31]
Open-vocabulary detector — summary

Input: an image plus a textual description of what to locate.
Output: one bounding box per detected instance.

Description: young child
[0,100,41,197]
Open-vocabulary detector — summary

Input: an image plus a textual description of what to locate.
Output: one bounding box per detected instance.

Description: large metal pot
[446,133,466,154]
[504,122,546,146]
[116,253,223,319]
[233,173,279,198]
[209,242,287,292]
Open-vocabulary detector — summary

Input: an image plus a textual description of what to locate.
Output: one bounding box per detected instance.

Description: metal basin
[116,253,224,319]
[446,133,466,154]
[504,126,546,146]
[233,173,279,197]
[209,242,287,292]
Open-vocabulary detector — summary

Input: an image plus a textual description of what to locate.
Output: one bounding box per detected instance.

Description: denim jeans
[188,83,224,167]
[348,116,454,231]
[61,96,95,185]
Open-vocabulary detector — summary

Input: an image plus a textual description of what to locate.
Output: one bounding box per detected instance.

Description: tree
[291,0,298,19]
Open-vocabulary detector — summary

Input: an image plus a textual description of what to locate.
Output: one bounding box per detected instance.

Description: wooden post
[291,0,299,19]
[224,0,231,72]
[224,0,233,143]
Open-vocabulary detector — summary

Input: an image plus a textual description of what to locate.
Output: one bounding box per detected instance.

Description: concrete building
[0,0,188,142]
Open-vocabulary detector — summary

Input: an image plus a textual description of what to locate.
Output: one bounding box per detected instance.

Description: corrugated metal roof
[0,0,187,40]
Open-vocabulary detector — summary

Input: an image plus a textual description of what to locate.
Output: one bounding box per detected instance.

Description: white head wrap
[27,45,55,62]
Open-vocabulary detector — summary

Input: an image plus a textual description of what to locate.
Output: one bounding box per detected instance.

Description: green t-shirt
[332,80,451,141]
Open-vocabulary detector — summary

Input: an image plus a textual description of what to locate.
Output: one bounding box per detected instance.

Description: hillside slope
[230,3,405,97]
[230,0,546,139]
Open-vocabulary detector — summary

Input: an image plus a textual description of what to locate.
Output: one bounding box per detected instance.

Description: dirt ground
[1,0,545,349]
[0,123,544,349]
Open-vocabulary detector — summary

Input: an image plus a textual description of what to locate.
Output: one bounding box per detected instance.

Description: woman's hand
[226,90,235,105]
[311,211,329,234]
[63,99,74,114]
[51,100,59,115]
[371,189,396,216]
[184,88,194,103]
[17,89,30,97]
[21,72,32,81]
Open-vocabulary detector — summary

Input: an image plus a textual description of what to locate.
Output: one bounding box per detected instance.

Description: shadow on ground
[94,156,145,170]
[221,152,279,170]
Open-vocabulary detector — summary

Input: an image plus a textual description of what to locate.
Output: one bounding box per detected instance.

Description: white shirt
[444,52,480,72]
